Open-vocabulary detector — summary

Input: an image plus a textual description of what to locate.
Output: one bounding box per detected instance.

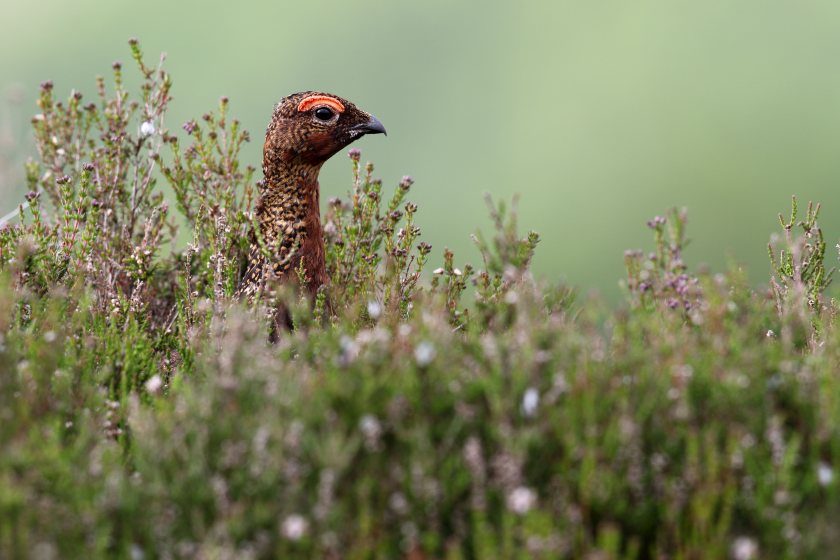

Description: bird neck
[256,154,327,292]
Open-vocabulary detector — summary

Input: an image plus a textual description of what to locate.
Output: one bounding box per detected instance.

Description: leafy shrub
[1,40,840,559]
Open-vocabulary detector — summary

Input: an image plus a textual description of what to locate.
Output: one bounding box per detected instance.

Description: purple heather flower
[647,215,666,229]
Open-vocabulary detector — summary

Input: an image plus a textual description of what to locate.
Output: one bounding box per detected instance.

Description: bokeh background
[3,0,840,300]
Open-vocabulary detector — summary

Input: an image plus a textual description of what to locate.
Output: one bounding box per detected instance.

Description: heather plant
[0,40,177,335]
[623,207,703,314]
[2,41,840,560]
[768,197,836,314]
[160,95,256,304]
[322,152,430,319]
[766,197,838,349]
[470,195,541,327]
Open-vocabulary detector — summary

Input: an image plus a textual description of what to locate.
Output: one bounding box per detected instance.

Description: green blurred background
[2,0,840,299]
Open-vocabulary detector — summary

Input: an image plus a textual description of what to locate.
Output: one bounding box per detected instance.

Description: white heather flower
[389,492,408,515]
[280,514,308,541]
[144,374,163,394]
[130,544,145,560]
[359,414,382,441]
[139,121,155,137]
[432,267,445,275]
[507,486,536,515]
[731,536,758,560]
[366,300,382,320]
[553,372,568,393]
[818,462,834,486]
[340,335,355,351]
[453,268,462,276]
[766,329,775,338]
[521,387,539,417]
[339,335,359,366]
[414,341,436,366]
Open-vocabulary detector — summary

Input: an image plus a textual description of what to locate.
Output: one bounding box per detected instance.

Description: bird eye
[314,107,334,121]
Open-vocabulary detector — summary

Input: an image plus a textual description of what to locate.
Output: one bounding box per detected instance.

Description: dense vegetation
[1,41,839,560]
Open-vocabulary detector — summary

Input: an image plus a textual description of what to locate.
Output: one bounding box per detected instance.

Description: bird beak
[352,115,387,136]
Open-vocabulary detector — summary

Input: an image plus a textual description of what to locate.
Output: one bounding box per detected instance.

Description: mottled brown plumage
[237,91,386,300]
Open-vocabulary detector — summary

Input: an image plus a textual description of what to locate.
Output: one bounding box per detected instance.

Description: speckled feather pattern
[237,92,383,300]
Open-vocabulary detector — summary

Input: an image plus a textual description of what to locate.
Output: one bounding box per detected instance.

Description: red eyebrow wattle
[297,95,345,113]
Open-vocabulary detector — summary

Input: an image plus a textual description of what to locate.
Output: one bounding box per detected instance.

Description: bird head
[265,91,386,167]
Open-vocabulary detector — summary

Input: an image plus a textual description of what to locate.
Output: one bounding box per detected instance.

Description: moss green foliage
[2,41,840,559]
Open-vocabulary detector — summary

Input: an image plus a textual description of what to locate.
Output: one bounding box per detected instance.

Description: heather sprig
[624,207,703,313]
[323,152,430,318]
[160,94,256,303]
[768,196,835,316]
[430,247,474,327]
[471,195,540,327]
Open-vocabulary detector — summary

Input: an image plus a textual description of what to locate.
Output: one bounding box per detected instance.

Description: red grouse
[238,91,386,299]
